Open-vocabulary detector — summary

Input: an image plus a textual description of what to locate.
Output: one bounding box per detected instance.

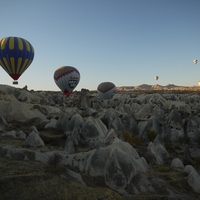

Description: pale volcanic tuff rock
[23,126,44,147]
[81,116,108,148]
[61,138,148,192]
[116,103,133,116]
[135,93,167,106]
[99,108,124,137]
[165,108,185,143]
[1,84,200,199]
[185,113,200,144]
[1,130,26,140]
[171,158,184,169]
[0,116,9,132]
[23,132,44,148]
[55,113,69,132]
[121,113,138,135]
[185,165,200,193]
[64,113,84,145]
[141,116,162,141]
[0,85,63,123]
[144,141,169,165]
[0,100,61,123]
[136,103,154,119]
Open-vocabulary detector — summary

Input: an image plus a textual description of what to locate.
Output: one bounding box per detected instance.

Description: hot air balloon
[0,36,34,84]
[198,81,200,86]
[54,66,80,97]
[97,82,116,100]
[154,76,159,81]
[193,59,198,64]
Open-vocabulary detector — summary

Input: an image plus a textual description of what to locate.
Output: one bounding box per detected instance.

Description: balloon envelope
[154,76,159,80]
[193,59,198,64]
[0,36,34,83]
[97,82,116,100]
[54,66,80,97]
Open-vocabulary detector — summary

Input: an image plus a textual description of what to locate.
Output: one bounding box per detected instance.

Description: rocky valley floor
[1,85,200,199]
[0,126,200,200]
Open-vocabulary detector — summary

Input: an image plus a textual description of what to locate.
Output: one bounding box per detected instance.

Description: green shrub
[157,165,171,172]
[132,135,142,146]
[122,130,133,144]
[122,130,142,145]
[146,128,157,141]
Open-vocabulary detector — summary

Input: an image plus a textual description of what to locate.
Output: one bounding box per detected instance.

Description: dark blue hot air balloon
[0,36,34,84]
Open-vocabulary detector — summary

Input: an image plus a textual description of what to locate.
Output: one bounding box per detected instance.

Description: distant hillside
[117,84,200,91]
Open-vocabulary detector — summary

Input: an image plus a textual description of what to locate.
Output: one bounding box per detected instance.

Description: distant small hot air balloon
[198,81,200,86]
[97,82,116,100]
[193,59,198,64]
[154,76,159,81]
[0,36,34,84]
[54,66,80,97]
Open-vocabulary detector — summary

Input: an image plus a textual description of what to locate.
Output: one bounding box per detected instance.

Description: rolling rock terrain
[1,84,200,199]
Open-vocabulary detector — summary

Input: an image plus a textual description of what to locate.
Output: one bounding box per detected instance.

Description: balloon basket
[13,81,18,85]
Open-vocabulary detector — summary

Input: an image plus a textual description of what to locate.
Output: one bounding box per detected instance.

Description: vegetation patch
[122,130,142,146]
[146,129,157,142]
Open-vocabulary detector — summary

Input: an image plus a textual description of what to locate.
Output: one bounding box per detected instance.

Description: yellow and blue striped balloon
[0,36,34,81]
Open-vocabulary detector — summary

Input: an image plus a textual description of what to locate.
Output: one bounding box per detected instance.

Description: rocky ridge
[117,84,200,91]
[0,84,200,199]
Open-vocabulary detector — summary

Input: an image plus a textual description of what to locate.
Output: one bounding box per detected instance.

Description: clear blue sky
[0,0,200,91]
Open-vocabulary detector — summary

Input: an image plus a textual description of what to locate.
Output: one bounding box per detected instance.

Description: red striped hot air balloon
[54,66,80,97]
[0,36,34,84]
[97,82,116,100]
